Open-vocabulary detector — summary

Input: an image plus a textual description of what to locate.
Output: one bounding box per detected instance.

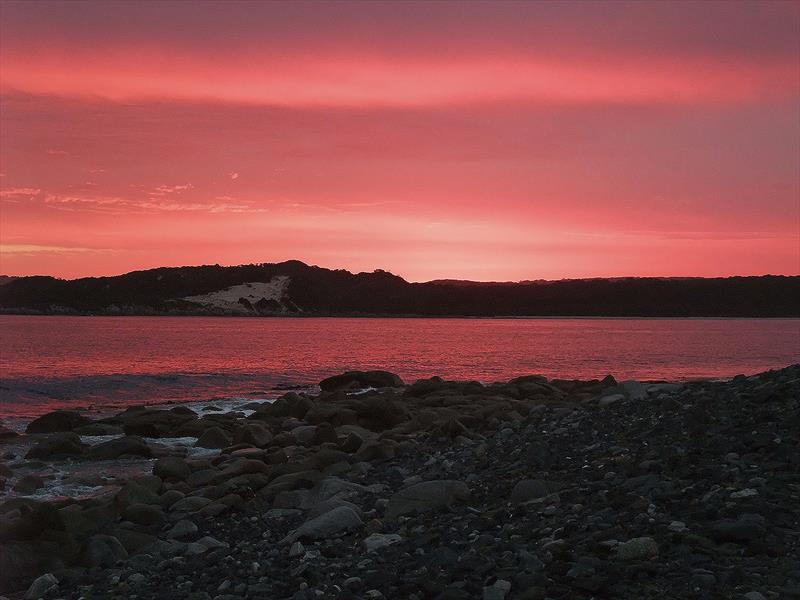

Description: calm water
[1,315,798,418]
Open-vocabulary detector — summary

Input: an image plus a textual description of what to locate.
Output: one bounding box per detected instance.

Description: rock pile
[1,366,798,599]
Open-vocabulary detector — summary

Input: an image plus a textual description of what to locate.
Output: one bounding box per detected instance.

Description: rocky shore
[1,366,799,599]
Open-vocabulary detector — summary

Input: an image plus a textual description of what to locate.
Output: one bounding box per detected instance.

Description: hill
[0,261,797,317]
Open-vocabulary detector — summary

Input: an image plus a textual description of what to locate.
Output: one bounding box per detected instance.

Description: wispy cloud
[0,187,41,201]
[150,183,194,197]
[0,244,119,255]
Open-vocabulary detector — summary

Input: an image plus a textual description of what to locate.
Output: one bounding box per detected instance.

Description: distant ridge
[0,261,798,317]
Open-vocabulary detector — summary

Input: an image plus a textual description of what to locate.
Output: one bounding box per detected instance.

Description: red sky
[1,0,798,282]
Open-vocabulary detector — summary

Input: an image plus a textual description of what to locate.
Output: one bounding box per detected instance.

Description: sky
[0,0,798,282]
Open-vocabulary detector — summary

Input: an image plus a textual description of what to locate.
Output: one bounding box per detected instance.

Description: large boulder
[319,371,404,392]
[249,393,315,420]
[153,457,191,481]
[87,436,152,460]
[115,409,196,438]
[233,423,273,448]
[26,432,87,459]
[115,482,161,510]
[0,540,63,594]
[25,410,92,434]
[83,534,128,567]
[387,480,470,518]
[281,506,363,543]
[509,479,560,504]
[195,426,232,449]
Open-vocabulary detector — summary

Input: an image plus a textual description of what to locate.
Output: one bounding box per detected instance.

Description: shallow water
[1,315,799,418]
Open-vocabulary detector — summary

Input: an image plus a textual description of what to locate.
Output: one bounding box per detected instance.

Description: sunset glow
[1,0,798,281]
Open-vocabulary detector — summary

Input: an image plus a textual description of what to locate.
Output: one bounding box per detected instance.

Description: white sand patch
[182,276,290,312]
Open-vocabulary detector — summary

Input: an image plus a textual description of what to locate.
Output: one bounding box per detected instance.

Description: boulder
[169,496,213,513]
[617,537,659,560]
[319,371,404,392]
[26,410,92,434]
[249,392,315,420]
[0,422,20,441]
[25,572,58,599]
[281,506,363,543]
[363,533,403,552]
[72,423,124,436]
[509,479,559,504]
[153,457,191,481]
[84,534,128,567]
[13,475,46,495]
[166,519,198,539]
[123,503,164,526]
[233,423,273,448]
[387,480,470,518]
[26,432,87,459]
[87,436,151,460]
[195,427,233,449]
[115,482,161,510]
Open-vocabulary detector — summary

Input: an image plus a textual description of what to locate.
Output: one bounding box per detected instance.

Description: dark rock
[319,370,404,392]
[26,411,92,434]
[26,433,87,459]
[153,457,191,481]
[87,435,151,460]
[195,427,233,449]
[387,480,470,518]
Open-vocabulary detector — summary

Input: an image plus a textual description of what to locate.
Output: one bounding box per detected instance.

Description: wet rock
[115,482,161,509]
[195,427,232,449]
[167,519,198,539]
[13,475,46,495]
[26,411,92,434]
[153,457,191,481]
[123,503,164,526]
[24,572,58,599]
[509,479,558,504]
[233,422,273,448]
[26,432,87,459]
[87,435,151,460]
[616,537,659,560]
[386,480,470,518]
[170,496,213,513]
[282,506,363,543]
[363,532,403,552]
[708,517,766,543]
[319,370,404,392]
[84,534,128,567]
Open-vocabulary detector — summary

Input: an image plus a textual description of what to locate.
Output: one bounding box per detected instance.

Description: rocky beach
[1,366,798,600]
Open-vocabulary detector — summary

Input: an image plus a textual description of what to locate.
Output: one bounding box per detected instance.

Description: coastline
[1,365,799,598]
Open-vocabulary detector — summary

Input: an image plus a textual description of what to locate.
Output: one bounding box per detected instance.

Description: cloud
[229,172,239,180]
[0,187,41,199]
[150,183,193,196]
[0,244,119,255]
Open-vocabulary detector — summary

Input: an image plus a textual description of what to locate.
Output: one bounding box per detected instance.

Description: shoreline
[1,365,798,598]
[3,312,800,320]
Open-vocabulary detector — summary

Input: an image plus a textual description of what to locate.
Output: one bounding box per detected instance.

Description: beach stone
[154,457,191,481]
[115,482,161,509]
[282,506,363,543]
[24,573,58,599]
[26,410,92,434]
[386,480,470,518]
[85,534,128,567]
[319,370,404,392]
[170,496,213,513]
[509,479,558,503]
[13,475,46,494]
[363,533,403,552]
[87,435,151,459]
[167,519,198,539]
[708,517,766,543]
[26,432,87,459]
[124,503,164,526]
[195,427,233,449]
[72,423,124,436]
[617,537,659,560]
[598,394,625,406]
[233,422,273,448]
